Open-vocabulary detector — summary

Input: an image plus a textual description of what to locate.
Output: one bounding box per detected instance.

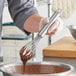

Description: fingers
[55,17,63,34]
[41,17,59,36]
[39,17,49,30]
[47,20,59,33]
[47,28,57,36]
[47,18,63,36]
[46,21,59,35]
[41,16,63,36]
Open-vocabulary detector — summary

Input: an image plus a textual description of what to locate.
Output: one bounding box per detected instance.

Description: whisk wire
[23,35,41,56]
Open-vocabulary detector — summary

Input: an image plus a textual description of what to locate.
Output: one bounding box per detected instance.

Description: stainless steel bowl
[67,25,76,40]
[0,61,74,76]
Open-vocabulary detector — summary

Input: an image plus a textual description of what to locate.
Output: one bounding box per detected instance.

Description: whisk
[23,11,60,60]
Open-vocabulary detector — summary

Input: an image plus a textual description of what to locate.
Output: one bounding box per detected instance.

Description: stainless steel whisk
[23,11,60,60]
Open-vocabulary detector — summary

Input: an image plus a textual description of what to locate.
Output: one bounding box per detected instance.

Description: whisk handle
[38,10,60,37]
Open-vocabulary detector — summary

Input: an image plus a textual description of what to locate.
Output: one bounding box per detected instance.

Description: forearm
[7,0,38,35]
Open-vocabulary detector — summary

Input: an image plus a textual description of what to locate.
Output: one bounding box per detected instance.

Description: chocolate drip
[19,46,34,74]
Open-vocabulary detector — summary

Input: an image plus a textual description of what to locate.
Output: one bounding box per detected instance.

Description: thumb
[39,17,49,30]
[42,18,49,25]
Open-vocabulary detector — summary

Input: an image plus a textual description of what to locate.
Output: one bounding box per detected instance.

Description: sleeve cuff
[14,7,38,35]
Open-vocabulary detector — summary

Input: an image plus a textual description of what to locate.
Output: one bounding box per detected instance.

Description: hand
[19,46,34,64]
[39,17,63,36]
[24,14,63,35]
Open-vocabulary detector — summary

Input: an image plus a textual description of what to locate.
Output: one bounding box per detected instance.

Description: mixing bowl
[67,25,76,40]
[0,61,74,76]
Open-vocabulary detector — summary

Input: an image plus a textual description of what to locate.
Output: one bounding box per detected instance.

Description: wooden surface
[43,37,76,58]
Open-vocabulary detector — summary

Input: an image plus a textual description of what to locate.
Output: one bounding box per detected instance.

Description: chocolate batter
[3,64,69,74]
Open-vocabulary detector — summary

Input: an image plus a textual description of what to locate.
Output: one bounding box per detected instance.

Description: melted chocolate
[2,47,69,74]
[19,46,34,73]
[3,64,69,74]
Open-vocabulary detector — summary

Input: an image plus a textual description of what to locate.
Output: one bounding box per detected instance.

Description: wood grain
[43,37,76,58]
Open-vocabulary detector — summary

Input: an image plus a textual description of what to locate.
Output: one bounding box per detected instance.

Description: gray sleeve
[7,0,38,35]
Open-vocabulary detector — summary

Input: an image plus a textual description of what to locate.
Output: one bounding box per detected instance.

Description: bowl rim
[0,61,74,76]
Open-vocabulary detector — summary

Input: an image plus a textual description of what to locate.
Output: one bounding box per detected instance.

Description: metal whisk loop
[23,35,42,56]
[23,10,60,61]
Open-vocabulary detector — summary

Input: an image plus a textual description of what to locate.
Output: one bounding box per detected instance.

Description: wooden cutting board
[43,37,76,58]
